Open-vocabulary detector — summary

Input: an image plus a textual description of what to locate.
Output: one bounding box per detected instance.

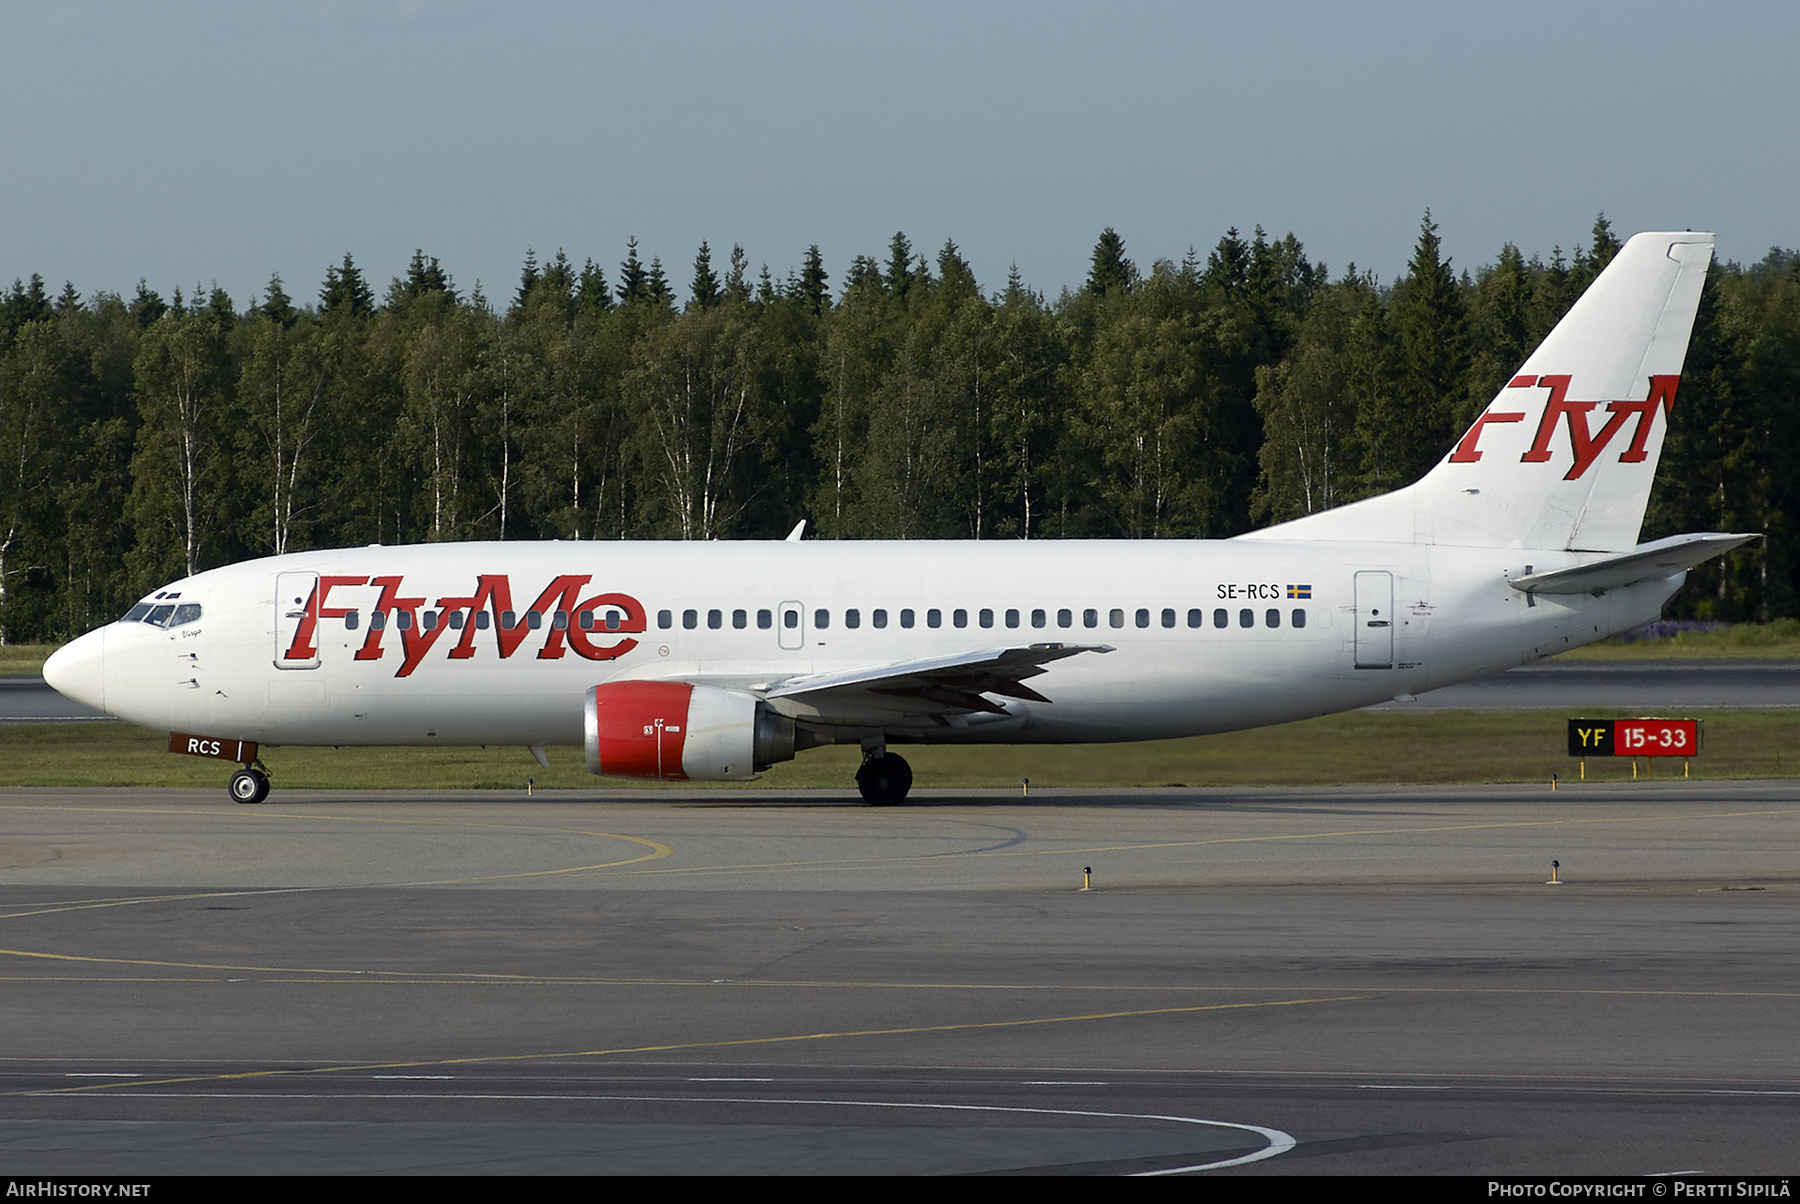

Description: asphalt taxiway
[1,782,1798,1174]
[0,675,113,722]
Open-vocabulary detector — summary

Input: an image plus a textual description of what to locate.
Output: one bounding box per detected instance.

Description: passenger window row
[644,606,1308,632]
[331,604,1307,634]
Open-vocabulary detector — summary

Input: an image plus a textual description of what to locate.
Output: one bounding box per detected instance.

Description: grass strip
[1558,619,1800,660]
[0,709,1793,791]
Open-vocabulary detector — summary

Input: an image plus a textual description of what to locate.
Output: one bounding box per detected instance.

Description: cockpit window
[123,602,203,628]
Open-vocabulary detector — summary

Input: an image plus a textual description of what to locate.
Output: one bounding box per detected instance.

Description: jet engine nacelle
[584,681,795,781]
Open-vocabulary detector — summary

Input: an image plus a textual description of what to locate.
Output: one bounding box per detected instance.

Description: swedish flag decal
[1286,584,1312,599]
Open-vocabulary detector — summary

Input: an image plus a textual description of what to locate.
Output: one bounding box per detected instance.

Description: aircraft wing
[1510,532,1757,596]
[758,643,1114,717]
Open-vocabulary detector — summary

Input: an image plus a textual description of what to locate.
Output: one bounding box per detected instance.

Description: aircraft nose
[43,627,105,711]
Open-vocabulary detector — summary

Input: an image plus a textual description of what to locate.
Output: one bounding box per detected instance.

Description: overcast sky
[5,1,1794,308]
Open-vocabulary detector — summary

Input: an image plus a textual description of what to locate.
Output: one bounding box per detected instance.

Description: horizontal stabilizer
[1508,532,1755,596]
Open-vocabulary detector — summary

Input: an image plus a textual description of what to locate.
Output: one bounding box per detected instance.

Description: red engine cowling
[584,681,795,781]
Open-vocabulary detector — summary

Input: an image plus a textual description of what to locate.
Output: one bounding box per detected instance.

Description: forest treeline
[0,216,1796,644]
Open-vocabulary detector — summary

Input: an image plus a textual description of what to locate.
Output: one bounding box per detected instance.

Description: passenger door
[1353,571,1394,669]
[274,572,321,669]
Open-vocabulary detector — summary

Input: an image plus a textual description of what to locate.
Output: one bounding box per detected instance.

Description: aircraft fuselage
[63,538,1674,750]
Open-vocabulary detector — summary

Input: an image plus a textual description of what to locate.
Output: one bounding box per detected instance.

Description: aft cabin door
[275,572,320,669]
[1354,571,1394,669]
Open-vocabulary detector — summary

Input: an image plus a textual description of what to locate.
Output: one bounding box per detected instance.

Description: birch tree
[626,303,767,539]
[130,306,232,581]
[238,302,330,555]
[0,322,67,641]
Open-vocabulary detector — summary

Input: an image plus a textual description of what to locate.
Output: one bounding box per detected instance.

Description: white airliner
[44,231,1748,804]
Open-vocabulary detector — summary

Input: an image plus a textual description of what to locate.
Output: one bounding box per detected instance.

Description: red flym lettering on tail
[1452,374,1680,478]
[1516,374,1678,479]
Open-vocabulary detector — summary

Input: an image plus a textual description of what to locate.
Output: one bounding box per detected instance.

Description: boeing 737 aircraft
[44,231,1749,804]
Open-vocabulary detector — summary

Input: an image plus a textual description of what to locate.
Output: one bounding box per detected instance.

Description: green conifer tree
[618,238,649,305]
[725,245,750,303]
[689,241,721,310]
[319,254,374,319]
[885,233,914,300]
[798,245,829,315]
[1086,228,1135,296]
[646,257,672,305]
[512,248,541,314]
[1383,211,1466,487]
[130,279,168,328]
[260,274,296,328]
[577,259,612,313]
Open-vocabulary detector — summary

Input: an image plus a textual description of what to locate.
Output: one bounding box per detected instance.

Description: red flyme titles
[282,574,644,676]
[1449,374,1678,479]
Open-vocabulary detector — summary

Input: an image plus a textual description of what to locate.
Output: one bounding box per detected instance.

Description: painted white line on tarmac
[56,1089,1297,1172]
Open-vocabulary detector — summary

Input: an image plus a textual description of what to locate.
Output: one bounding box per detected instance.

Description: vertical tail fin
[1243,231,1713,551]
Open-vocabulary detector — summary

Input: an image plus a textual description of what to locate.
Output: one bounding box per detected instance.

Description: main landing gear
[855,751,913,805]
[228,763,271,805]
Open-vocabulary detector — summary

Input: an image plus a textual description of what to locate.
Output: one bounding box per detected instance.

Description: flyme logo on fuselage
[283,574,645,677]
[1449,373,1678,479]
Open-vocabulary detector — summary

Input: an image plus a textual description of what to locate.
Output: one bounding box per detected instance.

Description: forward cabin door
[275,572,321,669]
[1353,570,1394,669]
